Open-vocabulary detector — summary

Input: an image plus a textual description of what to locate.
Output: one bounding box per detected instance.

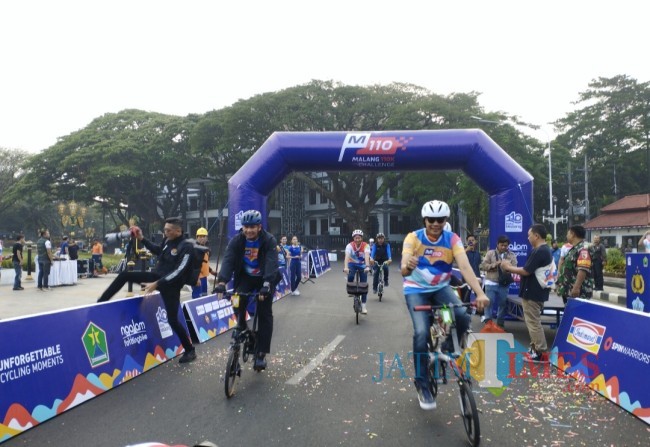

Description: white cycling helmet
[352,229,364,237]
[369,238,375,244]
[443,222,452,232]
[421,200,450,218]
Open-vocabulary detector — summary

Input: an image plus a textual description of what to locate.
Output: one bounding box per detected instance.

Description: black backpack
[181,239,210,286]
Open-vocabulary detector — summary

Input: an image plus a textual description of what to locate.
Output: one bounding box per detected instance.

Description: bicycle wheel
[224,347,240,398]
[377,282,383,302]
[458,379,480,447]
[354,296,360,324]
[427,355,439,397]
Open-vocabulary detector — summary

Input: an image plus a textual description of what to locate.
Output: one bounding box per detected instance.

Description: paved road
[1,264,646,447]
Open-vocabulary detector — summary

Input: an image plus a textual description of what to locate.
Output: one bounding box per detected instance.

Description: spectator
[68,239,79,260]
[591,235,607,291]
[277,235,288,269]
[500,223,553,363]
[91,239,105,276]
[556,225,594,302]
[480,235,517,327]
[12,234,25,291]
[287,235,303,296]
[465,234,482,279]
[639,230,650,253]
[551,240,561,267]
[36,229,54,291]
[60,236,69,258]
[192,227,214,298]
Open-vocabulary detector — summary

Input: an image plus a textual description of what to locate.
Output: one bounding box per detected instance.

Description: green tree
[555,75,650,214]
[11,110,201,233]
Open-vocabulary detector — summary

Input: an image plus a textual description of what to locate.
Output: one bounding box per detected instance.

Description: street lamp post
[542,196,568,240]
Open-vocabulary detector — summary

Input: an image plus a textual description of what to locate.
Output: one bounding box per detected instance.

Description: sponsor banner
[552,299,650,424]
[183,267,292,343]
[308,249,331,278]
[300,252,310,280]
[626,253,650,313]
[0,294,187,442]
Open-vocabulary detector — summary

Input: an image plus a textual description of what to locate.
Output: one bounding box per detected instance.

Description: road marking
[285,335,346,385]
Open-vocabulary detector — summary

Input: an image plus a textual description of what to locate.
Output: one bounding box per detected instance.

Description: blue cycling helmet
[241,210,262,225]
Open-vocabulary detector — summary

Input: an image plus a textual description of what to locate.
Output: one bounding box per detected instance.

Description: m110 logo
[338,133,411,162]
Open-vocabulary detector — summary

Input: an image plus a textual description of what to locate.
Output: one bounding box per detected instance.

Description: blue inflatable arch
[228,130,534,260]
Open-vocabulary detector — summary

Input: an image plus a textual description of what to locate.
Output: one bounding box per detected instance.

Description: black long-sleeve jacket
[217,230,280,288]
[141,236,192,287]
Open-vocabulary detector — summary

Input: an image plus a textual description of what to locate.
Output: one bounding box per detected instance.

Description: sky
[1,0,649,153]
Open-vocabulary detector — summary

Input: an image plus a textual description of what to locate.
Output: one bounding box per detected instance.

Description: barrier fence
[0,251,331,443]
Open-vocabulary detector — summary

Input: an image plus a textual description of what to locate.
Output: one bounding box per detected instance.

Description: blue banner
[183,267,291,343]
[626,253,650,312]
[552,299,650,424]
[308,249,331,278]
[0,295,187,442]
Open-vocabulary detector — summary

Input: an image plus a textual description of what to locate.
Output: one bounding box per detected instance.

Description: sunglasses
[425,217,446,224]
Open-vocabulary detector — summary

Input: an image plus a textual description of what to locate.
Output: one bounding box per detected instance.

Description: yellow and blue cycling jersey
[402,229,465,294]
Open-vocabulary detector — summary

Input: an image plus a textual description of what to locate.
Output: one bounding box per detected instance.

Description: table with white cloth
[34,258,78,286]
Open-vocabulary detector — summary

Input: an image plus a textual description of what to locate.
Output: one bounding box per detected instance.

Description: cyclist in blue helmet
[215,209,280,371]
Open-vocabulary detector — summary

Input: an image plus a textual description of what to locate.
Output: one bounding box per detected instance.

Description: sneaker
[414,381,437,410]
[254,353,267,371]
[13,287,24,291]
[524,350,550,363]
[384,281,389,286]
[178,348,197,363]
[361,303,368,314]
[294,290,300,296]
[480,315,488,323]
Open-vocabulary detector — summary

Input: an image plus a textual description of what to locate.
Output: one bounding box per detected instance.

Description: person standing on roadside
[500,223,553,363]
[591,235,607,291]
[91,238,105,275]
[480,235,517,327]
[12,234,25,291]
[36,229,54,291]
[287,235,303,296]
[556,225,594,303]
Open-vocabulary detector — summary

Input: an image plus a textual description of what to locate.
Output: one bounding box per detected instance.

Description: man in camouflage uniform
[556,225,594,304]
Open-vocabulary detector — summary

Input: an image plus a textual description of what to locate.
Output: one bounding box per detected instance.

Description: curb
[593,290,627,306]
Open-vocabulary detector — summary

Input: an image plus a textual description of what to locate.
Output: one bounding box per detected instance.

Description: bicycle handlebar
[413,303,473,312]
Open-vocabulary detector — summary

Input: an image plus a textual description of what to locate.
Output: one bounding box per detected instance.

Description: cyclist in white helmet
[401,200,489,410]
[344,229,371,314]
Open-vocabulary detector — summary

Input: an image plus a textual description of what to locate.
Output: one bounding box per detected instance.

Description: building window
[321,219,328,234]
[309,189,317,205]
[310,219,317,235]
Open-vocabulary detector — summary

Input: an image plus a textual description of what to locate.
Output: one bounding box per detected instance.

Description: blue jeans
[484,284,509,324]
[347,264,368,303]
[38,261,51,288]
[13,261,22,288]
[405,286,471,387]
[372,263,389,291]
